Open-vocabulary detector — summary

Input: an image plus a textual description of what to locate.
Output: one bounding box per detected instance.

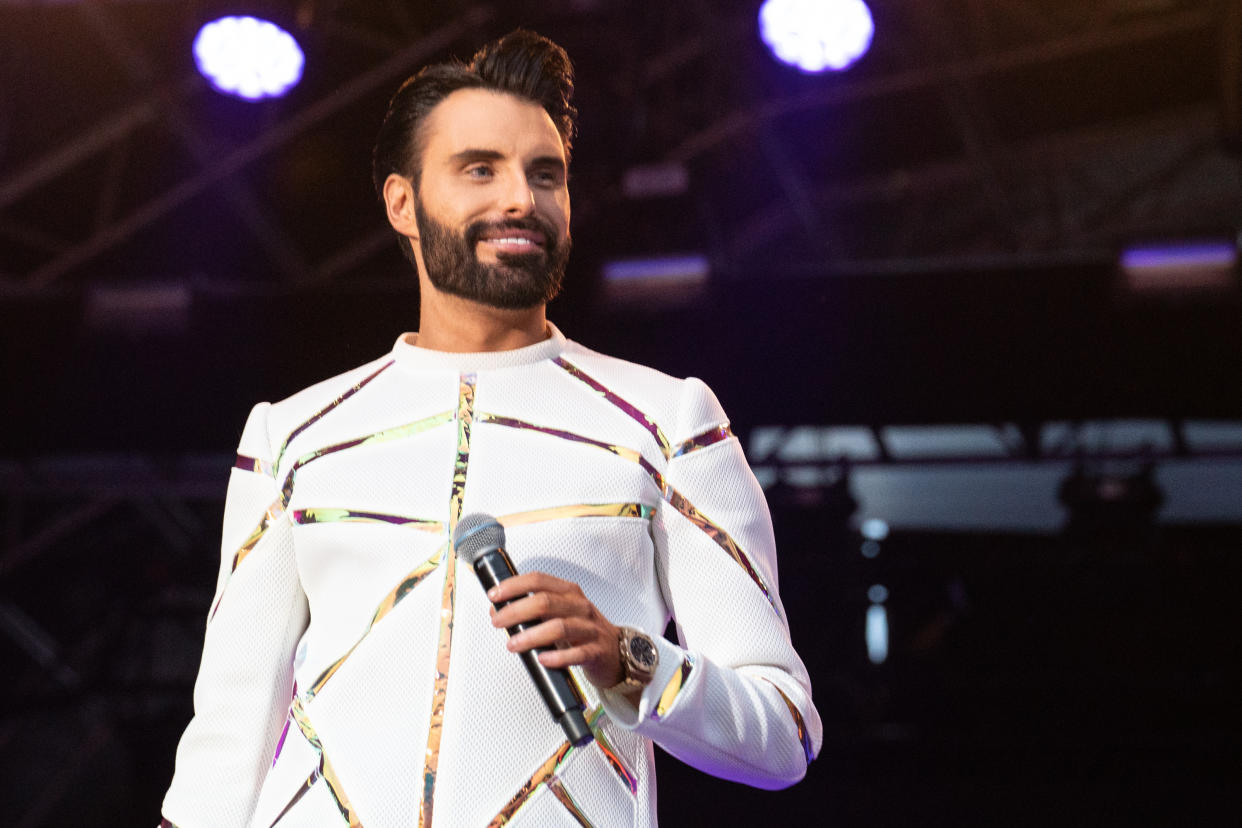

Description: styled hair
[371,30,577,261]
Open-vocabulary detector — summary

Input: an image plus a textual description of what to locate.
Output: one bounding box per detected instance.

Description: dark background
[2,1,1241,825]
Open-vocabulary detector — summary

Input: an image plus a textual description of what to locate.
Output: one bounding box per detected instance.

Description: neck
[415,288,549,353]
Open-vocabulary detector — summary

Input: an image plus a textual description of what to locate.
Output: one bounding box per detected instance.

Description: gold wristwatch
[608,626,658,692]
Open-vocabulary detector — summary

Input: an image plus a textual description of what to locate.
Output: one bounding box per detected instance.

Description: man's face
[412,88,571,310]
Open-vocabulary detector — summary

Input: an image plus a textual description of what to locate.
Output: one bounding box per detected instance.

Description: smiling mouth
[481,236,543,250]
[469,219,553,257]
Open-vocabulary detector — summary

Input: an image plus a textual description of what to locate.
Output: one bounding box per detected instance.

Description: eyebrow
[449,149,503,166]
[448,149,566,173]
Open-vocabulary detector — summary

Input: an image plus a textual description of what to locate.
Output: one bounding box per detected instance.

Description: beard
[415,201,570,310]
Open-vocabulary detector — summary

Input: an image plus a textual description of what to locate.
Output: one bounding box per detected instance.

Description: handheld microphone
[454,513,593,747]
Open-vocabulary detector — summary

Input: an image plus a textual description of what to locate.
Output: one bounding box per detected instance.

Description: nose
[501,173,536,217]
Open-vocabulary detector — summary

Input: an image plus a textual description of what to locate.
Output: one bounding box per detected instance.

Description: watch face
[628,635,656,668]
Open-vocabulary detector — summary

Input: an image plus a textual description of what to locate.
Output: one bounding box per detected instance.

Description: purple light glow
[1120,240,1238,293]
[759,0,874,73]
[1120,241,1237,271]
[193,16,304,101]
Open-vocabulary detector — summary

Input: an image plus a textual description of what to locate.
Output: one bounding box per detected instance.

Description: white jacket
[161,324,821,827]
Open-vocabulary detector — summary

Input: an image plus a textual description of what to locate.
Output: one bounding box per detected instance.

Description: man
[161,30,820,827]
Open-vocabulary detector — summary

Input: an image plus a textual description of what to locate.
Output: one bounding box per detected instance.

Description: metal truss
[1,0,1236,295]
[0,452,226,825]
[722,104,1237,264]
[673,2,1242,266]
[0,2,497,290]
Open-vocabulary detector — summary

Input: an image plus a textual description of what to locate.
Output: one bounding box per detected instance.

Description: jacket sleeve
[599,378,822,789]
[161,402,310,826]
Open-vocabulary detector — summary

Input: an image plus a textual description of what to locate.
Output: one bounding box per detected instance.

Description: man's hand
[487,571,625,693]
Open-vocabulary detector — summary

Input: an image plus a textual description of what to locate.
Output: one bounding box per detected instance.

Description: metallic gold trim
[477,413,662,481]
[212,409,453,619]
[304,543,445,700]
[663,487,775,610]
[229,499,285,573]
[275,359,394,470]
[763,680,816,766]
[419,558,455,828]
[280,409,455,504]
[449,375,476,530]
[497,502,655,528]
[671,424,735,458]
[209,497,285,620]
[289,695,319,753]
[367,542,447,627]
[290,697,359,826]
[235,453,277,478]
[267,769,320,827]
[487,708,628,825]
[548,778,595,827]
[486,741,575,828]
[478,411,774,610]
[291,508,444,533]
[420,374,476,828]
[553,357,671,458]
[653,654,695,721]
[319,754,360,827]
[591,720,638,795]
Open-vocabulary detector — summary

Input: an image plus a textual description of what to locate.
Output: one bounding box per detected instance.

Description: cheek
[423,181,484,226]
[539,192,571,235]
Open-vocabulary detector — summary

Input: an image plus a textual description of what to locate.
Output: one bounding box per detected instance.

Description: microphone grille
[453,513,505,563]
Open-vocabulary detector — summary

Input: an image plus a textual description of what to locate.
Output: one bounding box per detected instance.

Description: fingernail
[487,587,499,599]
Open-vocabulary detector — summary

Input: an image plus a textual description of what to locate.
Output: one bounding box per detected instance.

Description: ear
[383,173,420,241]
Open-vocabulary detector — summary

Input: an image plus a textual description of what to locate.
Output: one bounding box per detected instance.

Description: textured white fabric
[161,323,822,827]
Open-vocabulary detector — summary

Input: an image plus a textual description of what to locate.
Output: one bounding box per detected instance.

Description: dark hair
[371,29,577,261]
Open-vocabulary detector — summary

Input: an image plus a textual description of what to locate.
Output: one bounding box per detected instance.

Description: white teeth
[489,237,534,246]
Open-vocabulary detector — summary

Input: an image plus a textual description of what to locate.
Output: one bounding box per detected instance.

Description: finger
[535,644,601,669]
[504,615,568,655]
[503,615,603,653]
[491,590,588,629]
[537,645,622,688]
[487,571,579,603]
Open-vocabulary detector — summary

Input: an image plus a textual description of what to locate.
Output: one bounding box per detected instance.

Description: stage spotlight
[194,15,305,101]
[759,0,874,73]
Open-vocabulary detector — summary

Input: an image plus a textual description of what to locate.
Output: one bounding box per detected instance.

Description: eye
[465,164,494,180]
[530,168,563,188]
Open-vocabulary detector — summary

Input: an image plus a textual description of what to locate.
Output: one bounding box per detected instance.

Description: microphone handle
[473,548,593,747]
